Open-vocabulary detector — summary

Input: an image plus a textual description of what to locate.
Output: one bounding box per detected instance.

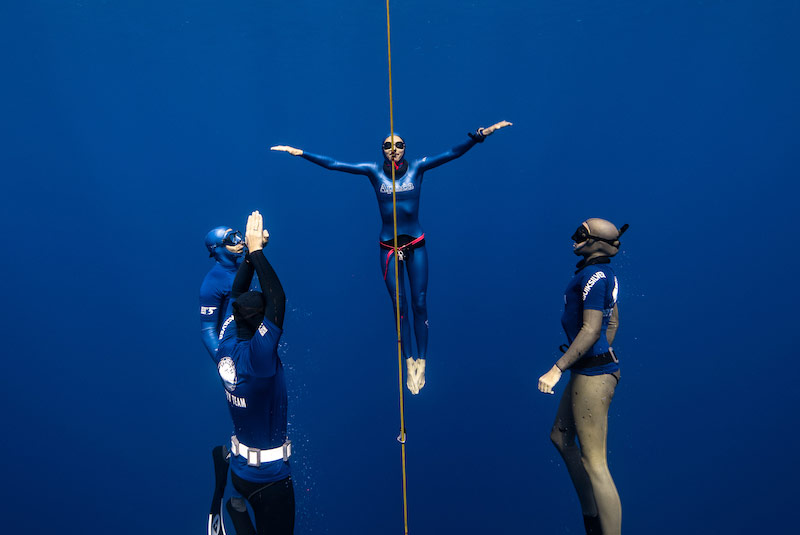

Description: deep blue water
[1,1,798,533]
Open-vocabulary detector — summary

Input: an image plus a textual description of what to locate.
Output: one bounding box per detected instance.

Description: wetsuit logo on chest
[380,182,414,194]
[218,357,238,392]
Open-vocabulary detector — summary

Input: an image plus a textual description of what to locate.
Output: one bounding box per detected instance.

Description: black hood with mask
[232,291,266,339]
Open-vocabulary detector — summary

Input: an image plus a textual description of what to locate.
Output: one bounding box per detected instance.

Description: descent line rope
[385,1,409,533]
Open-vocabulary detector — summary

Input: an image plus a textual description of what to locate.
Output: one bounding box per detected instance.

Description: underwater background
[2,1,798,533]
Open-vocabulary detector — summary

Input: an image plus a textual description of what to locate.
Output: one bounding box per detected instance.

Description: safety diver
[215,210,294,534]
[200,225,268,535]
[537,218,628,535]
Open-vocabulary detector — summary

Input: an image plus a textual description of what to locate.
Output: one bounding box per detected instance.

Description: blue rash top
[301,136,480,242]
[561,264,620,376]
[216,316,289,483]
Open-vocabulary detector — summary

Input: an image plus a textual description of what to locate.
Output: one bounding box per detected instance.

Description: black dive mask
[222,230,244,247]
[382,140,405,150]
[572,223,629,245]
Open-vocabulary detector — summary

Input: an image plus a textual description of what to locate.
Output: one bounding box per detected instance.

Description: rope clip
[396,431,407,444]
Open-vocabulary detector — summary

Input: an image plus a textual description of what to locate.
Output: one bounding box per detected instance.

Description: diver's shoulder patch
[258,324,268,337]
[582,271,607,301]
[218,357,238,392]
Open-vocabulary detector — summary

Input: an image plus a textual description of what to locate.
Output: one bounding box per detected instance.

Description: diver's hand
[479,120,513,136]
[262,230,270,247]
[406,358,419,395]
[245,211,264,253]
[538,365,562,394]
[271,145,303,156]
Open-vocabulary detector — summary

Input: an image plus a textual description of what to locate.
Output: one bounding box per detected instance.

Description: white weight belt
[231,436,292,467]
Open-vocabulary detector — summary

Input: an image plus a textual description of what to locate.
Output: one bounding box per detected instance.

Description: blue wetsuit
[300,135,482,359]
[200,257,260,358]
[200,263,238,358]
[561,263,620,376]
[200,241,259,533]
[216,250,290,484]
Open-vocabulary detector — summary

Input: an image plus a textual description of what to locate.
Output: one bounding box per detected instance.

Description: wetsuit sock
[226,497,256,535]
[583,514,603,534]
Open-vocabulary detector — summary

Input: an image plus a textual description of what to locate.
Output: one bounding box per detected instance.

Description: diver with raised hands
[214,210,294,535]
[200,225,269,535]
[271,120,511,394]
[538,218,628,535]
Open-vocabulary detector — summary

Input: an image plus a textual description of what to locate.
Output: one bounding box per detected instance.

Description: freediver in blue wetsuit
[201,226,246,359]
[271,120,511,394]
[217,210,294,534]
[200,226,269,535]
[538,218,628,535]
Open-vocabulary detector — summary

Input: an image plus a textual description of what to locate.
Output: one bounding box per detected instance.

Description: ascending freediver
[200,225,268,535]
[271,120,511,394]
[537,218,628,535]
[215,210,295,534]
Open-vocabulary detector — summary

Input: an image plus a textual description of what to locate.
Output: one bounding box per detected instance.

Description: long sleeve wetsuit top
[216,250,288,483]
[200,262,261,358]
[199,263,238,358]
[301,136,480,241]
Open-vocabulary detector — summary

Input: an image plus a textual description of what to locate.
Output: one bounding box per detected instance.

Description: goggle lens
[222,230,244,246]
[571,226,589,243]
[383,141,405,150]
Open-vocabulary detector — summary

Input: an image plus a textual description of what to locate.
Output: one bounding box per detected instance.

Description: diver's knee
[550,425,570,451]
[580,454,608,477]
[227,496,248,513]
[411,292,427,313]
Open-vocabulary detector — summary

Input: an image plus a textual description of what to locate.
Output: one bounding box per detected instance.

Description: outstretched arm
[537,309,604,394]
[245,211,286,329]
[231,229,270,300]
[271,145,374,176]
[231,257,255,301]
[419,120,512,171]
[240,211,286,378]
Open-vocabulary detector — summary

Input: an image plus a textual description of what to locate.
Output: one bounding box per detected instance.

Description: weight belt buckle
[246,447,261,467]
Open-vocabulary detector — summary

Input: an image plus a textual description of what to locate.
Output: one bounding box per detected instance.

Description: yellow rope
[385,1,409,533]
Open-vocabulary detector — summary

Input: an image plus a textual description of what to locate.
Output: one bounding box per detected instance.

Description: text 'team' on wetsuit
[217,249,289,483]
[298,134,484,359]
[560,259,620,376]
[217,249,294,533]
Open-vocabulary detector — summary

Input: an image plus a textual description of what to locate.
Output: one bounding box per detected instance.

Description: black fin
[208,446,230,535]
[227,497,257,535]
